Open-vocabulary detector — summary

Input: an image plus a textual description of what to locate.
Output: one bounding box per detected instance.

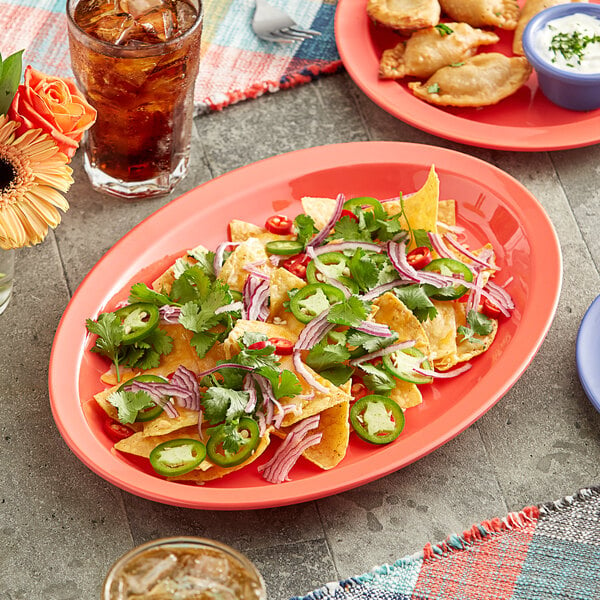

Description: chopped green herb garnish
[435,23,454,36]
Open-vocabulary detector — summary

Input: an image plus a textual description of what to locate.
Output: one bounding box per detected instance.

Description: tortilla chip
[421,301,457,361]
[223,319,299,360]
[384,166,439,248]
[303,400,350,469]
[218,238,271,292]
[268,268,306,317]
[301,197,337,230]
[142,407,199,437]
[152,266,176,295]
[435,302,498,371]
[438,199,456,233]
[167,431,272,483]
[390,379,423,410]
[277,355,352,427]
[373,292,431,358]
[229,219,294,244]
[114,426,203,459]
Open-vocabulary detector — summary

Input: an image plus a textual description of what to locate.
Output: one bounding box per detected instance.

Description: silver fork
[251,0,322,43]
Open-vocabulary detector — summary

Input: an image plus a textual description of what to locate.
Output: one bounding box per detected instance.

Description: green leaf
[435,23,454,36]
[318,365,354,386]
[256,367,302,400]
[294,214,318,247]
[358,362,396,394]
[467,309,494,336]
[128,283,173,307]
[347,329,398,353]
[107,390,154,424]
[190,331,219,358]
[394,285,438,322]
[428,83,440,94]
[327,296,370,328]
[86,312,125,381]
[305,335,351,372]
[187,246,216,278]
[412,229,432,250]
[0,50,23,115]
[329,216,373,242]
[203,387,249,424]
[349,249,380,291]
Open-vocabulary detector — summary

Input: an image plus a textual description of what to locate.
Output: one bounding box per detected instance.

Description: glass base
[83,153,189,200]
[0,248,15,316]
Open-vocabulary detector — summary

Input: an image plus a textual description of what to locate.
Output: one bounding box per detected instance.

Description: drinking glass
[67,0,203,199]
[101,536,267,599]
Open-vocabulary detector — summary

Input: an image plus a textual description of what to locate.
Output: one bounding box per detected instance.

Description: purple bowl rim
[522,2,600,82]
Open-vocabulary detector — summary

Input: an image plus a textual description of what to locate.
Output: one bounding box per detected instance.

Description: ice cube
[136,6,176,42]
[88,13,137,44]
[119,0,171,19]
[122,553,178,595]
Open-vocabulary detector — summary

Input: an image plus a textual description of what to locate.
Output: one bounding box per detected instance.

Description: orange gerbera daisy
[0,114,73,250]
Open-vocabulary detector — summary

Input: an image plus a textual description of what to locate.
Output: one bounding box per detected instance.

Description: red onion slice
[428,232,454,260]
[413,363,472,378]
[294,309,335,351]
[213,242,240,277]
[196,363,254,379]
[353,321,394,338]
[349,340,415,366]
[293,351,330,394]
[466,271,485,315]
[215,301,244,315]
[306,193,345,248]
[443,234,498,271]
[159,305,182,324]
[362,279,412,300]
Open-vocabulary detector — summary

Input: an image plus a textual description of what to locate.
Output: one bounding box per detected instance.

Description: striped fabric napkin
[292,487,600,600]
[0,0,342,112]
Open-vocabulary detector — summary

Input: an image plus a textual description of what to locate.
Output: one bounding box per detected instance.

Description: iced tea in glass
[67,0,203,199]
[101,537,267,600]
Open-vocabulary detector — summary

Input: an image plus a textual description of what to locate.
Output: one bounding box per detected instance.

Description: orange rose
[8,66,96,159]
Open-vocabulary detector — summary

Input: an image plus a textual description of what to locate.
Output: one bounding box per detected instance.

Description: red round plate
[49,142,561,509]
[335,0,600,151]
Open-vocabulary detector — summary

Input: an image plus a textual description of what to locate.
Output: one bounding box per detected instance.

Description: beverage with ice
[67,0,202,199]
[102,538,267,600]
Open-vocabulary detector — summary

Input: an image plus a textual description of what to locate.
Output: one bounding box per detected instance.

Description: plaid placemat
[292,487,600,600]
[0,0,341,112]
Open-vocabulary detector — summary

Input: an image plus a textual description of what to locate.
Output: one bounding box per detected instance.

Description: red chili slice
[482,297,503,319]
[248,341,268,350]
[265,215,294,235]
[350,378,370,401]
[282,253,310,279]
[103,417,134,442]
[339,209,359,223]
[406,246,433,270]
[268,337,294,355]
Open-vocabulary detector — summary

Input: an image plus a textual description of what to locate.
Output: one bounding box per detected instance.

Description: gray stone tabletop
[1,72,600,600]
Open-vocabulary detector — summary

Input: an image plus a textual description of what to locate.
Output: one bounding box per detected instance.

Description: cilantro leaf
[358,363,396,394]
[349,249,380,291]
[468,309,494,336]
[327,296,370,327]
[203,387,249,424]
[86,312,124,381]
[256,367,302,399]
[190,331,219,358]
[412,229,432,250]
[394,285,438,322]
[347,329,398,353]
[178,283,229,333]
[107,390,154,424]
[305,335,351,372]
[330,216,373,242]
[187,246,216,278]
[294,214,318,247]
[318,365,354,386]
[128,283,173,307]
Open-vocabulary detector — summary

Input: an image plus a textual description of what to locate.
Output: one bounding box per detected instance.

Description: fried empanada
[408,53,532,107]
[439,0,519,29]
[367,0,441,31]
[513,0,586,54]
[379,22,499,79]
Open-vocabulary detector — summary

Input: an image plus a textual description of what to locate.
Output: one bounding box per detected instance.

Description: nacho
[390,379,423,410]
[421,300,457,362]
[218,237,271,292]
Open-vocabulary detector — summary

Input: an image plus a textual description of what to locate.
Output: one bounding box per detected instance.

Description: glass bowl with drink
[102,537,267,599]
[67,0,203,199]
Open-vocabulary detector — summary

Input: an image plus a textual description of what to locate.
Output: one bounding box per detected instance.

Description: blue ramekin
[522,3,600,111]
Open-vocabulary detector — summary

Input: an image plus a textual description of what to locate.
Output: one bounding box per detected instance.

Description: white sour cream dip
[536,13,600,74]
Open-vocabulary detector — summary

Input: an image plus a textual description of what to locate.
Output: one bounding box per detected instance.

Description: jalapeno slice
[422,258,473,300]
[114,303,160,345]
[289,282,346,324]
[343,196,386,221]
[118,374,168,422]
[382,347,433,385]
[265,240,305,256]
[350,394,405,445]
[306,252,347,284]
[206,418,260,467]
[149,438,206,476]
